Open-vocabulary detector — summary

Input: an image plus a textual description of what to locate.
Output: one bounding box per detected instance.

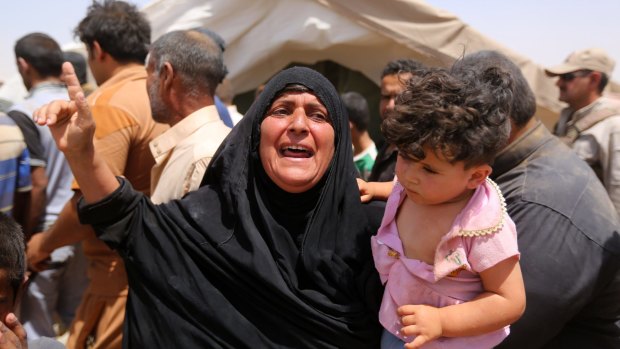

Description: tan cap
[545,48,615,77]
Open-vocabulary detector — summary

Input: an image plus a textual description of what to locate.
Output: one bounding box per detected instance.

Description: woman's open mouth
[281,145,314,158]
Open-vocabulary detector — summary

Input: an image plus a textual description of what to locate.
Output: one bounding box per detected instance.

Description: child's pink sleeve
[466,215,520,273]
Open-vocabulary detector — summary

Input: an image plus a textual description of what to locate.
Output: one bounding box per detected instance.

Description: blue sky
[2,0,619,83]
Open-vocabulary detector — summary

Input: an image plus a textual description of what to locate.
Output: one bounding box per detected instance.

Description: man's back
[87,66,167,194]
[62,63,166,349]
[79,64,167,292]
[493,122,620,348]
[8,82,72,227]
[10,32,89,341]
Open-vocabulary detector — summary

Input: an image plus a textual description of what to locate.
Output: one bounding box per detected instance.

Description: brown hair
[382,67,512,168]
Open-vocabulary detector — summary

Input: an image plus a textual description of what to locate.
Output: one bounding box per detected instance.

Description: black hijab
[83,67,383,348]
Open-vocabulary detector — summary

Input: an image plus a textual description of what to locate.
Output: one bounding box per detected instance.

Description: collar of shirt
[149,105,220,164]
[27,81,67,98]
[565,96,607,125]
[492,121,550,179]
[97,65,147,90]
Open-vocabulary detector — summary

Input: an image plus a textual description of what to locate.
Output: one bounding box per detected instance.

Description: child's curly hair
[381,66,513,168]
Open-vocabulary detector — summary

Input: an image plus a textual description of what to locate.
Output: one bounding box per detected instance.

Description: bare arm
[357,179,394,202]
[399,257,525,348]
[26,192,95,271]
[33,62,119,204]
[24,166,46,237]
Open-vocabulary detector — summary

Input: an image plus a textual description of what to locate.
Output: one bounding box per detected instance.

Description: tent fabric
[3,0,618,124]
[140,0,565,125]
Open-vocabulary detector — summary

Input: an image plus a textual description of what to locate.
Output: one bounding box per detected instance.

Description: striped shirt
[0,113,31,214]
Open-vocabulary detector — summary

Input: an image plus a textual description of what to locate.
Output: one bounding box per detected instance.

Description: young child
[0,212,66,349]
[369,67,525,349]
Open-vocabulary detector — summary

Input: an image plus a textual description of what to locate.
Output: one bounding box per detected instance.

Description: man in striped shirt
[0,113,31,226]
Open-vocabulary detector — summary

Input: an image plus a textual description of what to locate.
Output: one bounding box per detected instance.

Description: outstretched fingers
[61,62,93,129]
[33,99,72,126]
[62,61,84,101]
[32,62,93,130]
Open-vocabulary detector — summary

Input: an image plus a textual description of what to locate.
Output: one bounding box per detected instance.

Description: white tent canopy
[4,0,599,127]
[141,0,565,126]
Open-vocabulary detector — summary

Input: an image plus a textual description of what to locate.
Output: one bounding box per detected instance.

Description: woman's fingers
[62,61,84,101]
[61,62,93,129]
[32,62,86,126]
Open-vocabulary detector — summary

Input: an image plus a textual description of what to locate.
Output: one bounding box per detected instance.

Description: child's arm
[398,257,525,349]
[357,179,394,202]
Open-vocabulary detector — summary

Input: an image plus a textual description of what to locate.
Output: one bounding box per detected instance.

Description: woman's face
[259,91,335,193]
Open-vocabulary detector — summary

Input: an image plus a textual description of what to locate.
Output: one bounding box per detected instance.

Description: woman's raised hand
[33,62,118,203]
[33,62,95,159]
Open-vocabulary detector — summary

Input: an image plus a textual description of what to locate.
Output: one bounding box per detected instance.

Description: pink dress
[371,178,519,349]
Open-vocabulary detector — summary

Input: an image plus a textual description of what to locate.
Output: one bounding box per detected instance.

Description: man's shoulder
[89,74,153,134]
[196,118,230,137]
[596,96,620,110]
[578,97,620,131]
[0,111,18,126]
[184,119,230,154]
[90,68,149,120]
[0,113,25,144]
[501,139,619,250]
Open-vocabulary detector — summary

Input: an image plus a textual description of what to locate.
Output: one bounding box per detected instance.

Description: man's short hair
[192,27,226,53]
[381,59,425,79]
[150,30,227,96]
[74,0,151,64]
[0,213,25,301]
[341,91,371,131]
[14,33,63,78]
[452,50,536,127]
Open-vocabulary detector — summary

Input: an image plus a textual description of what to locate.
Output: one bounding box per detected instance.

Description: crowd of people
[0,0,619,348]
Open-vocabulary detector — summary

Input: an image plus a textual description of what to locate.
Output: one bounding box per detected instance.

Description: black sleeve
[362,200,385,235]
[7,110,46,166]
[77,177,146,253]
[360,200,386,314]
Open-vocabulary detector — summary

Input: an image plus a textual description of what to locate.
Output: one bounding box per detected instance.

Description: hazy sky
[0,0,150,82]
[426,0,620,82]
[2,0,619,83]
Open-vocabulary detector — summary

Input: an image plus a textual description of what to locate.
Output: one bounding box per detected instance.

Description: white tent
[141,0,566,127]
[6,0,611,128]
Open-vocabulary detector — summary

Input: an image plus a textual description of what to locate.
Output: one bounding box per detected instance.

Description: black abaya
[79,67,384,348]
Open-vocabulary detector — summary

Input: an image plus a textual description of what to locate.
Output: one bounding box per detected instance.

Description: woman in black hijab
[34,65,384,348]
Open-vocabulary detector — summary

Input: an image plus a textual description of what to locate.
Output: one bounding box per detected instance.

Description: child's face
[0,269,16,322]
[395,147,490,206]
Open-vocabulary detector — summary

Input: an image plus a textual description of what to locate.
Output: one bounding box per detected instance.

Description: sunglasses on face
[558,70,592,81]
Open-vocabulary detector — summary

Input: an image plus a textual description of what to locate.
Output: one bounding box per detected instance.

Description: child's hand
[398,304,443,349]
[357,179,393,202]
[356,178,373,203]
